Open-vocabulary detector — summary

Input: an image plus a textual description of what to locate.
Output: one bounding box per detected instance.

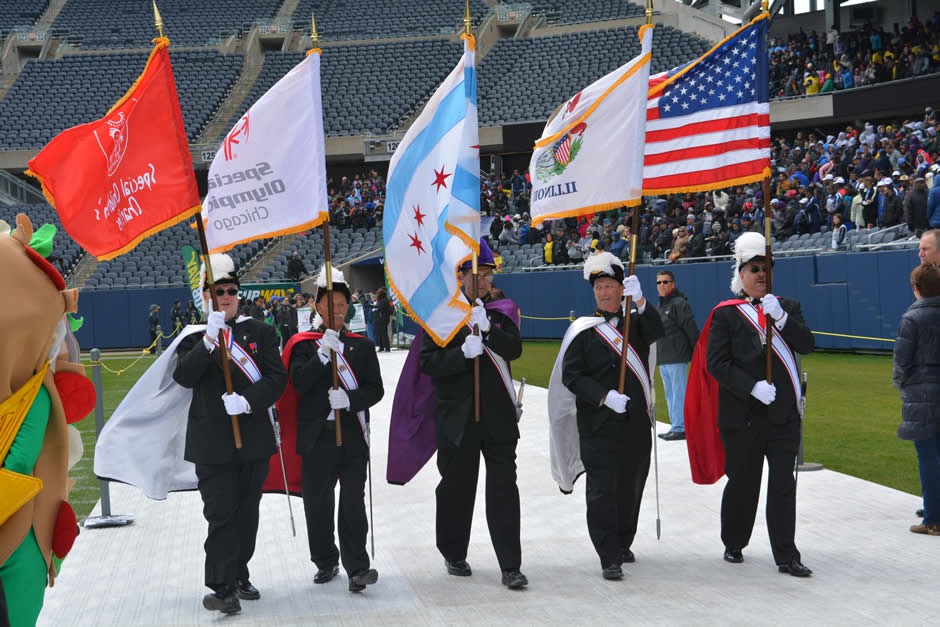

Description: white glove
[317,329,344,365]
[622,275,643,302]
[760,294,787,329]
[470,299,491,333]
[603,390,630,414]
[750,381,777,405]
[204,311,226,351]
[222,392,251,415]
[461,333,484,359]
[328,388,350,410]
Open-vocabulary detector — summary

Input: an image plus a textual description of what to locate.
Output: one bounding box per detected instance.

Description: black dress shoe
[621,549,636,563]
[916,508,924,518]
[602,564,624,580]
[662,431,686,441]
[723,549,743,563]
[657,432,668,439]
[501,569,528,589]
[203,591,241,615]
[314,564,340,584]
[777,560,812,577]
[236,579,260,600]
[445,559,472,577]
[348,568,379,592]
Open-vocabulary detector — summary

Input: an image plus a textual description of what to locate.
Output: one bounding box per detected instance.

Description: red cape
[684,299,747,485]
[263,330,365,495]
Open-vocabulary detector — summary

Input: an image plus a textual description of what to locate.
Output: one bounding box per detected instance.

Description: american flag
[553,134,572,166]
[643,15,770,195]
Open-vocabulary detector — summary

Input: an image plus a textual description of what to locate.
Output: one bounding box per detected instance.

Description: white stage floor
[39,350,930,626]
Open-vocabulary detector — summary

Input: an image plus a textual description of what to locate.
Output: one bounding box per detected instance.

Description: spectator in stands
[608,231,627,261]
[566,232,584,264]
[707,222,731,256]
[831,213,848,250]
[669,227,689,263]
[498,218,515,247]
[543,233,555,265]
[906,177,931,235]
[287,252,308,281]
[893,262,940,537]
[877,178,902,227]
[552,227,569,265]
[688,222,706,260]
[148,304,161,354]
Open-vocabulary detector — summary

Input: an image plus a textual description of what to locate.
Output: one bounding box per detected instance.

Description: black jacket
[420,299,522,446]
[706,298,814,429]
[893,295,940,441]
[173,318,287,464]
[656,290,699,364]
[289,329,384,454]
[562,304,664,434]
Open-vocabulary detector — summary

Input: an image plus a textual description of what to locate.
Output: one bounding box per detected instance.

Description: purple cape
[386,298,520,485]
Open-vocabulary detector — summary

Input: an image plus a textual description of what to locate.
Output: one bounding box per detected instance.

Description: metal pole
[155,325,163,356]
[83,349,135,529]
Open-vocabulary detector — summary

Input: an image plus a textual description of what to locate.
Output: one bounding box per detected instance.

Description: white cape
[93,325,206,499]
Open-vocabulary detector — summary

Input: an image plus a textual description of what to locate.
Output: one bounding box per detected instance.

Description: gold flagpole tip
[761,0,769,11]
[463,0,472,36]
[152,0,164,38]
[645,0,653,25]
[311,14,320,49]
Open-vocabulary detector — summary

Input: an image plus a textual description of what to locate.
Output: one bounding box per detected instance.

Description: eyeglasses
[656,280,673,285]
[744,264,770,274]
[215,288,239,296]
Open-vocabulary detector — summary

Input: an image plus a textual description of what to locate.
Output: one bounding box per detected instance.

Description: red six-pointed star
[432,166,451,192]
[408,232,425,255]
[413,205,426,227]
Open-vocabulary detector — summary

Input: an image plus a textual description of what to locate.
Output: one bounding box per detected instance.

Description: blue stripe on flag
[451,164,480,212]
[409,208,455,320]
[464,64,477,106]
[385,83,469,229]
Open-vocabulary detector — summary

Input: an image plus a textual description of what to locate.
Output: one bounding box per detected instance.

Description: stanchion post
[155,325,163,356]
[83,349,135,529]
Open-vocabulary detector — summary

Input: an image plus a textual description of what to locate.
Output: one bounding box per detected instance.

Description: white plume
[582,252,623,282]
[730,232,766,295]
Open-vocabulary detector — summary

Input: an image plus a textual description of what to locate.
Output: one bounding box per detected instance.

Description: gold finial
[311,14,319,49]
[646,0,653,26]
[153,0,164,38]
[761,0,769,11]
[464,0,472,37]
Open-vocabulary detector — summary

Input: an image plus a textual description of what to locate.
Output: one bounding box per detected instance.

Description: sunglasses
[656,280,673,285]
[744,264,770,274]
[215,287,239,296]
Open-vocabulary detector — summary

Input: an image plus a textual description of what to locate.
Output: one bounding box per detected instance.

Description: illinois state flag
[384,34,480,347]
[203,49,329,252]
[529,25,652,226]
[27,38,200,261]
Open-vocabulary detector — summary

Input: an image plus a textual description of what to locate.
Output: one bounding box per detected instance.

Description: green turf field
[70,345,917,522]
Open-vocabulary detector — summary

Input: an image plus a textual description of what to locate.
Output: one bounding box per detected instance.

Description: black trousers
[579,413,652,567]
[435,421,521,571]
[301,419,370,576]
[720,418,801,564]
[375,319,390,351]
[194,459,269,593]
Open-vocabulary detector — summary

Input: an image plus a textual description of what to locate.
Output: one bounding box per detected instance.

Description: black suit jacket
[289,330,384,455]
[173,318,286,464]
[706,297,814,429]
[420,301,522,446]
[562,304,665,434]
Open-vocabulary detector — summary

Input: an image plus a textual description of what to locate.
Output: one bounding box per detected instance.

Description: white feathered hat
[315,265,351,303]
[199,253,238,289]
[730,232,766,295]
[583,251,625,285]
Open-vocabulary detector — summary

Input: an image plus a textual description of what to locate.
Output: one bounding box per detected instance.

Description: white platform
[39,350,930,626]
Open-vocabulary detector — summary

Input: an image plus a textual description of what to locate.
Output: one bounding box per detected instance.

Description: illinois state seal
[535,121,586,182]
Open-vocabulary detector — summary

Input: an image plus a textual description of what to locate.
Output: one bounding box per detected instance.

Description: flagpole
[761,0,774,385]
[154,1,243,448]
[312,16,344,447]
[464,0,481,424]
[617,0,653,394]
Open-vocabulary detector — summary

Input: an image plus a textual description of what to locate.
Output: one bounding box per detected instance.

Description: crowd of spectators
[482,109,940,267]
[326,170,386,229]
[770,14,940,98]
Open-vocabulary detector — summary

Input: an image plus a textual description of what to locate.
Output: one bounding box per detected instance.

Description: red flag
[26,38,200,260]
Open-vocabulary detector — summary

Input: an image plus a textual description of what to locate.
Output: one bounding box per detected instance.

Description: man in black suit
[419,239,528,590]
[559,252,664,580]
[287,269,384,593]
[173,255,287,615]
[705,232,814,577]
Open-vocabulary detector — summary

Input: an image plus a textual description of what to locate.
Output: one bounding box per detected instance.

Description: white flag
[529,25,653,226]
[203,51,329,252]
